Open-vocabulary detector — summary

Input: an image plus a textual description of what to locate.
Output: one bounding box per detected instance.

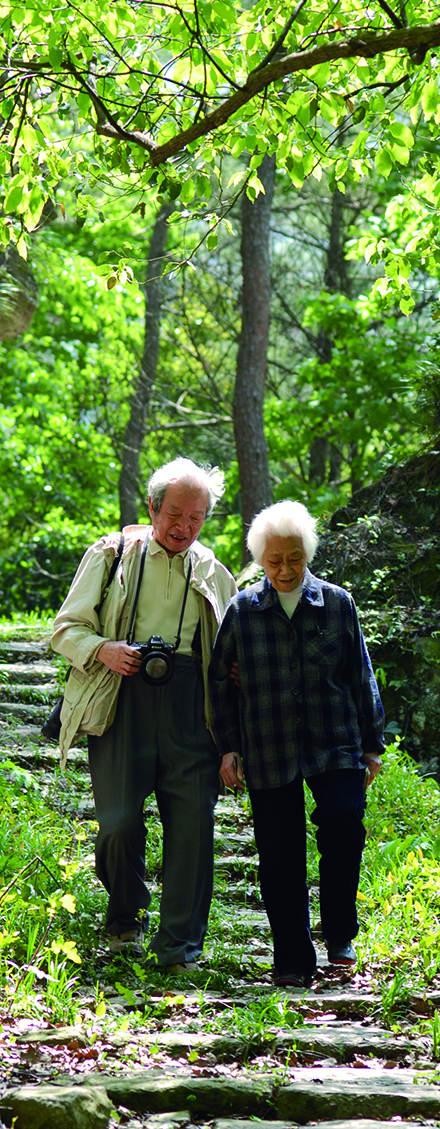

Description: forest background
[1,0,439,771]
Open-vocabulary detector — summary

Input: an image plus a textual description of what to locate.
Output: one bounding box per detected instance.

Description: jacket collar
[121,525,216,578]
[252,568,325,610]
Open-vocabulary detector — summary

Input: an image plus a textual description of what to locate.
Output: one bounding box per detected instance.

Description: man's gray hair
[247,500,319,564]
[148,457,225,516]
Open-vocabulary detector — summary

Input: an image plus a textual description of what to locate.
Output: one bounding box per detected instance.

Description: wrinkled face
[149,481,209,555]
[261,534,307,592]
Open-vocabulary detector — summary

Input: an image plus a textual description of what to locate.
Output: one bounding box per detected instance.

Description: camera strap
[174,558,192,652]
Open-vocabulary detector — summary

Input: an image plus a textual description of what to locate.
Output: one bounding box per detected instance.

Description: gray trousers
[88,655,218,964]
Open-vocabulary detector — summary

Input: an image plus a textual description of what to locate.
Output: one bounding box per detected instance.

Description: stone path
[1,637,439,1129]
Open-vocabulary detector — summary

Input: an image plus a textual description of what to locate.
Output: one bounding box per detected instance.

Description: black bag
[41,534,124,742]
[41,693,65,740]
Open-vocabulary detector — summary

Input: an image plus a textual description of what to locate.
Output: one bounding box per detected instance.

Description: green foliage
[1,0,440,296]
[0,731,438,1043]
[0,224,145,611]
[359,740,440,983]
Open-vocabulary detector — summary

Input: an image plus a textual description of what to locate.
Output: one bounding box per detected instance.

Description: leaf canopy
[1,1,440,254]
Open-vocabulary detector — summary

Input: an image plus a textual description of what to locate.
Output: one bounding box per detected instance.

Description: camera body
[133,636,175,685]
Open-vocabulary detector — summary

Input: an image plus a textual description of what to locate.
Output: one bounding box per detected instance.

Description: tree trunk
[118,206,170,526]
[234,155,275,563]
[308,186,349,487]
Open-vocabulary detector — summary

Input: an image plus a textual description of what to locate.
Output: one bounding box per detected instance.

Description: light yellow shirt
[133,538,200,654]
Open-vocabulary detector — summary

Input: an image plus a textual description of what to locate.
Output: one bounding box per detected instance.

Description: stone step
[0,721,45,743]
[97,985,386,1019]
[214,830,255,850]
[0,701,52,722]
[0,640,51,662]
[0,744,88,766]
[9,1067,437,1121]
[0,681,60,703]
[215,854,259,873]
[0,660,58,684]
[15,1023,417,1064]
[215,1122,436,1129]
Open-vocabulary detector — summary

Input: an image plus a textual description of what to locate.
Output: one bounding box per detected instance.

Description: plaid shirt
[209,569,385,790]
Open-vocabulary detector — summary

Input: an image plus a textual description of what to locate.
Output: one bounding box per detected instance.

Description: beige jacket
[51,525,237,766]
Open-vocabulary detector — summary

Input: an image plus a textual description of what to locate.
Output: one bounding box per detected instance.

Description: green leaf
[399,296,415,315]
[375,148,394,177]
[286,155,304,189]
[0,98,13,120]
[389,121,414,149]
[247,172,265,199]
[20,123,38,153]
[389,142,410,166]
[4,181,23,212]
[421,79,439,120]
[16,233,28,259]
[61,893,76,913]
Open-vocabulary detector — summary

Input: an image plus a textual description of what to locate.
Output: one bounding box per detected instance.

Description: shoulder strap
[96,533,124,615]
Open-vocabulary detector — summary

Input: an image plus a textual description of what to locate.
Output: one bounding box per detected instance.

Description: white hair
[247,500,319,564]
[148,457,225,517]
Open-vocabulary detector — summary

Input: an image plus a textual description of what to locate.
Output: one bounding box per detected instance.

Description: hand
[364,753,382,788]
[97,641,142,676]
[220,752,245,792]
[229,661,241,688]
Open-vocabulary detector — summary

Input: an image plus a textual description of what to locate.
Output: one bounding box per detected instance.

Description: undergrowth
[0,732,438,1039]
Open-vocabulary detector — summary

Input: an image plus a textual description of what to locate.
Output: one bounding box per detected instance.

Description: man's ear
[148,496,155,519]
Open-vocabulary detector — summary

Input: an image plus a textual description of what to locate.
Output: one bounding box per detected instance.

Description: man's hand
[97,641,142,676]
[364,753,382,788]
[220,752,245,792]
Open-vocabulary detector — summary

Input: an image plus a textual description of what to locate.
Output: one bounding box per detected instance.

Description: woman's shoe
[326,941,356,964]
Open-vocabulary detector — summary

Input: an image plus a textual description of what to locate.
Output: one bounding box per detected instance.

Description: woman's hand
[97,641,142,676]
[364,752,382,787]
[220,752,245,792]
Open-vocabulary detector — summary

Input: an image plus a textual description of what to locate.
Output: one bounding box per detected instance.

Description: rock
[94,1074,274,1117]
[275,1066,440,1122]
[0,641,51,662]
[2,1083,113,1129]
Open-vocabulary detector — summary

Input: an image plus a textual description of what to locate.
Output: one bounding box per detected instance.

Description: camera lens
[144,655,170,681]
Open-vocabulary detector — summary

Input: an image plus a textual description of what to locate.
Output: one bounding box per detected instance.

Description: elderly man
[52,457,237,968]
[209,500,384,988]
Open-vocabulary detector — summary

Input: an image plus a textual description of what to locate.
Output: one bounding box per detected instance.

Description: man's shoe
[273,968,314,988]
[327,941,356,965]
[108,928,144,957]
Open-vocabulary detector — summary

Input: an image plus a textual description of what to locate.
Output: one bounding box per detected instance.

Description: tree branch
[149,21,440,165]
[375,0,405,30]
[10,20,440,168]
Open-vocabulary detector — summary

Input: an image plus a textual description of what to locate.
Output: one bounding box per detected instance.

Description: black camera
[134,636,175,685]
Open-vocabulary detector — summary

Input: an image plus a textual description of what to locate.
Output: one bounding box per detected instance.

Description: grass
[0,611,54,640]
[0,616,439,1061]
[0,737,438,1037]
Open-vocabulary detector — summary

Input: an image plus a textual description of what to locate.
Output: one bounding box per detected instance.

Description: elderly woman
[209,500,384,987]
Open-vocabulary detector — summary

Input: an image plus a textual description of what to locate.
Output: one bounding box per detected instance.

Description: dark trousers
[88,655,218,965]
[249,769,366,976]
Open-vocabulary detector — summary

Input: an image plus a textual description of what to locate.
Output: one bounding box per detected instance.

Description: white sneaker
[108,928,144,956]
